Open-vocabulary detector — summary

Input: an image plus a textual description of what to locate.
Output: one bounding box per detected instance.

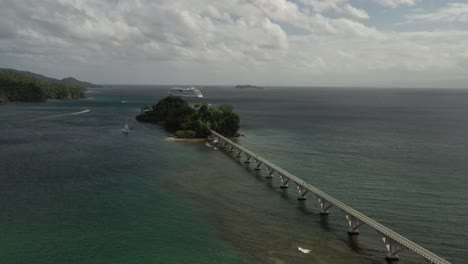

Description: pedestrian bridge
[210,130,451,264]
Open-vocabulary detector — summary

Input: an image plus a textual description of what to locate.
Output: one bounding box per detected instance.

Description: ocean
[0,86,466,264]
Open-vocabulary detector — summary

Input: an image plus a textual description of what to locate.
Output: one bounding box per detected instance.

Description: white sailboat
[121,123,130,134]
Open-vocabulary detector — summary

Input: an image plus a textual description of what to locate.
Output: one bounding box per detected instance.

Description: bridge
[210,130,451,264]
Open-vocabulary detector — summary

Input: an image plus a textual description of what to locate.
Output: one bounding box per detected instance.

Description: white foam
[298,247,310,254]
[70,109,91,115]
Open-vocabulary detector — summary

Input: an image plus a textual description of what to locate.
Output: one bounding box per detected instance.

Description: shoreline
[165,134,243,143]
[165,137,207,142]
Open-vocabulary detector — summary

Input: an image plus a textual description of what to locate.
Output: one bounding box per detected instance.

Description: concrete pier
[210,130,452,264]
[346,214,362,235]
[266,168,275,179]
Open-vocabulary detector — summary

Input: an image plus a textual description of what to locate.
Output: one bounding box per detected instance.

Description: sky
[0,0,467,87]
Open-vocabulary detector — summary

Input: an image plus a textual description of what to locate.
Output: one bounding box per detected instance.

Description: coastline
[165,137,207,142]
[165,133,244,143]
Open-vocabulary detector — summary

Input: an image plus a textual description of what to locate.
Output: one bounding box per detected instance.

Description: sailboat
[121,123,130,134]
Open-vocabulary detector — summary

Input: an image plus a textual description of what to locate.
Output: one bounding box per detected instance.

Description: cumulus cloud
[0,0,379,62]
[371,0,420,8]
[407,3,468,23]
[0,0,467,87]
[299,0,369,20]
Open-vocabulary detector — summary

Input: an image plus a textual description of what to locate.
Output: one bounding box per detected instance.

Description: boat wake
[205,142,218,150]
[69,109,91,115]
[27,109,91,122]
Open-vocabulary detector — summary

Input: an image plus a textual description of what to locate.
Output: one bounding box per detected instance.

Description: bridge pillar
[296,185,309,200]
[316,196,333,215]
[266,167,275,178]
[378,232,406,261]
[279,174,290,188]
[209,130,451,264]
[346,214,363,235]
[254,160,262,170]
[228,146,235,153]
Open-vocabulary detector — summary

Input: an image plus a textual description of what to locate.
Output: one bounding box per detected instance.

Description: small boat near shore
[298,247,311,254]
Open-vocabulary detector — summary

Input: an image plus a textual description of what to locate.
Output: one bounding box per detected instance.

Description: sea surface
[1,86,467,264]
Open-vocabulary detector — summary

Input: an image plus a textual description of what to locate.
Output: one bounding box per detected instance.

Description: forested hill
[136,96,240,138]
[0,68,95,88]
[61,77,94,88]
[0,68,90,103]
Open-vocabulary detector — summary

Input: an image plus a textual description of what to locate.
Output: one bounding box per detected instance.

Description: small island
[0,68,91,103]
[136,96,240,138]
[235,84,264,89]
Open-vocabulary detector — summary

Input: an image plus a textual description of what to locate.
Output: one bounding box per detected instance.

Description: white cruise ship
[169,87,203,98]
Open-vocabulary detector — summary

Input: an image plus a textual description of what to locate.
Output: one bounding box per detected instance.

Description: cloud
[299,0,369,20]
[0,0,380,62]
[407,3,468,23]
[0,0,467,87]
[371,0,420,8]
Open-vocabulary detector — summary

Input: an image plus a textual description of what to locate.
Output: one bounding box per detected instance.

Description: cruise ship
[169,87,203,98]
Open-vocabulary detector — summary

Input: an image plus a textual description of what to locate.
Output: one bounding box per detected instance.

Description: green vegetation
[136,96,240,138]
[0,68,88,103]
[174,130,197,138]
[61,77,94,88]
[1,68,95,88]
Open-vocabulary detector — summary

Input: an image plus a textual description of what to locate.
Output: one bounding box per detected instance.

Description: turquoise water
[0,90,246,264]
[1,86,467,263]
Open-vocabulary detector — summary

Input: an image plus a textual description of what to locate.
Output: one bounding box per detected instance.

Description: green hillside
[0,69,88,103]
[136,96,240,138]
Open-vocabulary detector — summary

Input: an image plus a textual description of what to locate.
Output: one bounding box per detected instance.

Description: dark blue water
[1,86,466,263]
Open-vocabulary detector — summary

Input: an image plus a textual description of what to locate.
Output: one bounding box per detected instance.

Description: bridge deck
[210,130,451,264]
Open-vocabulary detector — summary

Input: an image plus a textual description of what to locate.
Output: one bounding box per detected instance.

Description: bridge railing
[210,130,451,264]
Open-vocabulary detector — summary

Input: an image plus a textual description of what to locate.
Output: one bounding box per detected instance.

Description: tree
[174,130,196,138]
[136,96,240,138]
[218,104,233,114]
[0,69,86,102]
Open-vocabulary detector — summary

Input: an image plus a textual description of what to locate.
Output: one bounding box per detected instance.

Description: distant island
[0,68,94,103]
[235,84,264,89]
[136,96,240,138]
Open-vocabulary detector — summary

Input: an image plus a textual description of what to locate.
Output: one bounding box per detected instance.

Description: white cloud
[371,0,420,8]
[0,0,380,62]
[407,3,468,23]
[0,0,467,87]
[300,0,369,20]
